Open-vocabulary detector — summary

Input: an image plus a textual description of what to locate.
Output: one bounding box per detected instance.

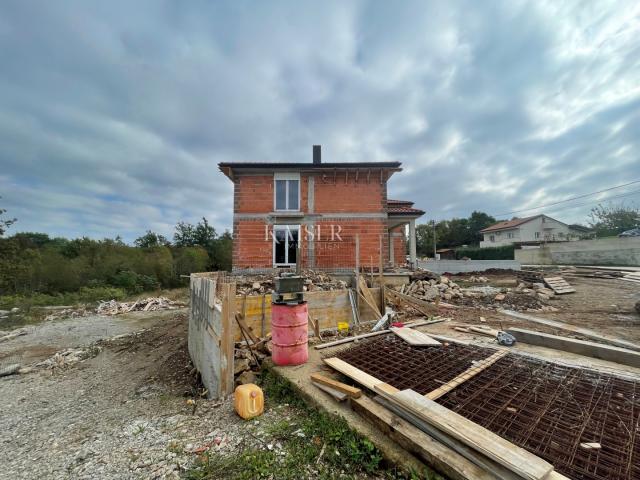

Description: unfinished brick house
[218,146,424,272]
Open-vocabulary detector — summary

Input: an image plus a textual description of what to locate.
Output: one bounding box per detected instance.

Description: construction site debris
[235,270,348,295]
[0,328,27,343]
[96,297,180,315]
[395,275,552,312]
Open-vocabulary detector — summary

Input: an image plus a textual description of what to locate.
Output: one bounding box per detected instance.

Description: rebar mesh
[334,335,640,480]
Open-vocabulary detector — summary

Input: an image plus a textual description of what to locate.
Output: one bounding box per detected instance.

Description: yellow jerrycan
[234,384,264,420]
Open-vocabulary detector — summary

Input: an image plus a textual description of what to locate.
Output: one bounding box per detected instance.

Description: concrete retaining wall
[417,259,521,274]
[515,237,640,266]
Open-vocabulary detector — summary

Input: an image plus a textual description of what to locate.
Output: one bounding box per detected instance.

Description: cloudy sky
[1,0,639,242]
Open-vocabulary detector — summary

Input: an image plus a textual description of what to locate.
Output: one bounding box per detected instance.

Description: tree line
[0,215,231,300]
[415,203,639,257]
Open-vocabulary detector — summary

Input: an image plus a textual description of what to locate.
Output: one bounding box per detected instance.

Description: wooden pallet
[543,277,575,294]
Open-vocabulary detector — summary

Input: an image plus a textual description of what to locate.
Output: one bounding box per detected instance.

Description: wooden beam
[376,388,555,480]
[312,381,348,402]
[386,289,438,315]
[499,309,640,352]
[425,350,507,400]
[235,312,260,344]
[220,282,236,396]
[372,396,522,480]
[323,357,392,392]
[314,318,445,350]
[391,327,442,346]
[310,373,362,398]
[351,396,499,480]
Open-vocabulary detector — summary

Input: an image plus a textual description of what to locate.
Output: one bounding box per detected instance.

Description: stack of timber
[323,355,569,480]
[542,277,575,294]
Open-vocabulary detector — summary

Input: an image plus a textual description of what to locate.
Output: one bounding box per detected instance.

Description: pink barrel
[271,302,308,366]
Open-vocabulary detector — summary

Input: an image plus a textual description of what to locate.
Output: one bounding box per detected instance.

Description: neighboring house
[479,214,580,248]
[218,146,425,272]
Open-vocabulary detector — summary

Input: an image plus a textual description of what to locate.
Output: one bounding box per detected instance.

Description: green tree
[588,203,640,237]
[134,230,170,248]
[0,199,16,236]
[467,211,496,243]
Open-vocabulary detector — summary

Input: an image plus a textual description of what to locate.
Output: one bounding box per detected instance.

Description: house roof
[479,215,539,233]
[218,161,402,180]
[387,199,425,216]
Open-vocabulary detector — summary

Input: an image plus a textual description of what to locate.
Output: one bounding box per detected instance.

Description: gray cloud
[1,0,639,242]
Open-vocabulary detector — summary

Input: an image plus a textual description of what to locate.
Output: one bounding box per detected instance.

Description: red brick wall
[231,170,390,270]
[232,219,272,269]
[234,175,308,213]
[314,219,387,269]
[314,175,386,213]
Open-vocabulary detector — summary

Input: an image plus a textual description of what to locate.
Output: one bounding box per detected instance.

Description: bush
[0,286,127,309]
[109,270,159,293]
[455,245,514,260]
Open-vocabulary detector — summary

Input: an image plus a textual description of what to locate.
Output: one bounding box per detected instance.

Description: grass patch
[0,286,127,310]
[185,369,440,480]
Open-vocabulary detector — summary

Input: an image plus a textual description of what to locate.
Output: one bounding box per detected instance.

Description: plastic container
[271,301,309,366]
[234,383,264,420]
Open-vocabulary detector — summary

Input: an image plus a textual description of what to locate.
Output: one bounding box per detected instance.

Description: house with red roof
[219,146,425,272]
[479,214,579,248]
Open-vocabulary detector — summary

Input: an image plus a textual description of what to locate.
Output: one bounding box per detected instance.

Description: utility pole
[432,219,437,259]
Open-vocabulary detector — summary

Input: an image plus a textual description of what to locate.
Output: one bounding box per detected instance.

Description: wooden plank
[235,313,260,344]
[378,388,554,480]
[235,288,383,341]
[312,381,348,402]
[310,373,362,398]
[425,351,508,400]
[507,327,640,368]
[468,326,499,337]
[358,276,382,318]
[543,276,575,294]
[352,395,502,480]
[323,357,391,392]
[499,309,640,352]
[220,282,236,396]
[391,327,441,346]
[372,396,521,480]
[386,288,438,315]
[314,318,445,350]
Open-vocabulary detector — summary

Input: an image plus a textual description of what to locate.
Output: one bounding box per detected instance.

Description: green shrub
[0,286,126,309]
[455,244,514,260]
[109,270,159,293]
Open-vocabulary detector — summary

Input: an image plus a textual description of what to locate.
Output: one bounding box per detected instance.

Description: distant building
[479,214,581,248]
[435,248,456,260]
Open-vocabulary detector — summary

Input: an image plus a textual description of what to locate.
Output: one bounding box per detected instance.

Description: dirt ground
[0,311,303,480]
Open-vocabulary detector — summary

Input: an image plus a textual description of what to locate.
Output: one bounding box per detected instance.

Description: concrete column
[409,219,417,267]
[389,231,395,266]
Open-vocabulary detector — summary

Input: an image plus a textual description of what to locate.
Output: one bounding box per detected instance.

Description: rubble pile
[397,275,556,312]
[43,307,91,322]
[468,275,490,283]
[400,276,464,301]
[96,297,180,315]
[235,270,347,295]
[233,338,272,386]
[35,345,102,370]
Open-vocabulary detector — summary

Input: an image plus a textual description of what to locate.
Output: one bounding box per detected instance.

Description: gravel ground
[0,312,292,480]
